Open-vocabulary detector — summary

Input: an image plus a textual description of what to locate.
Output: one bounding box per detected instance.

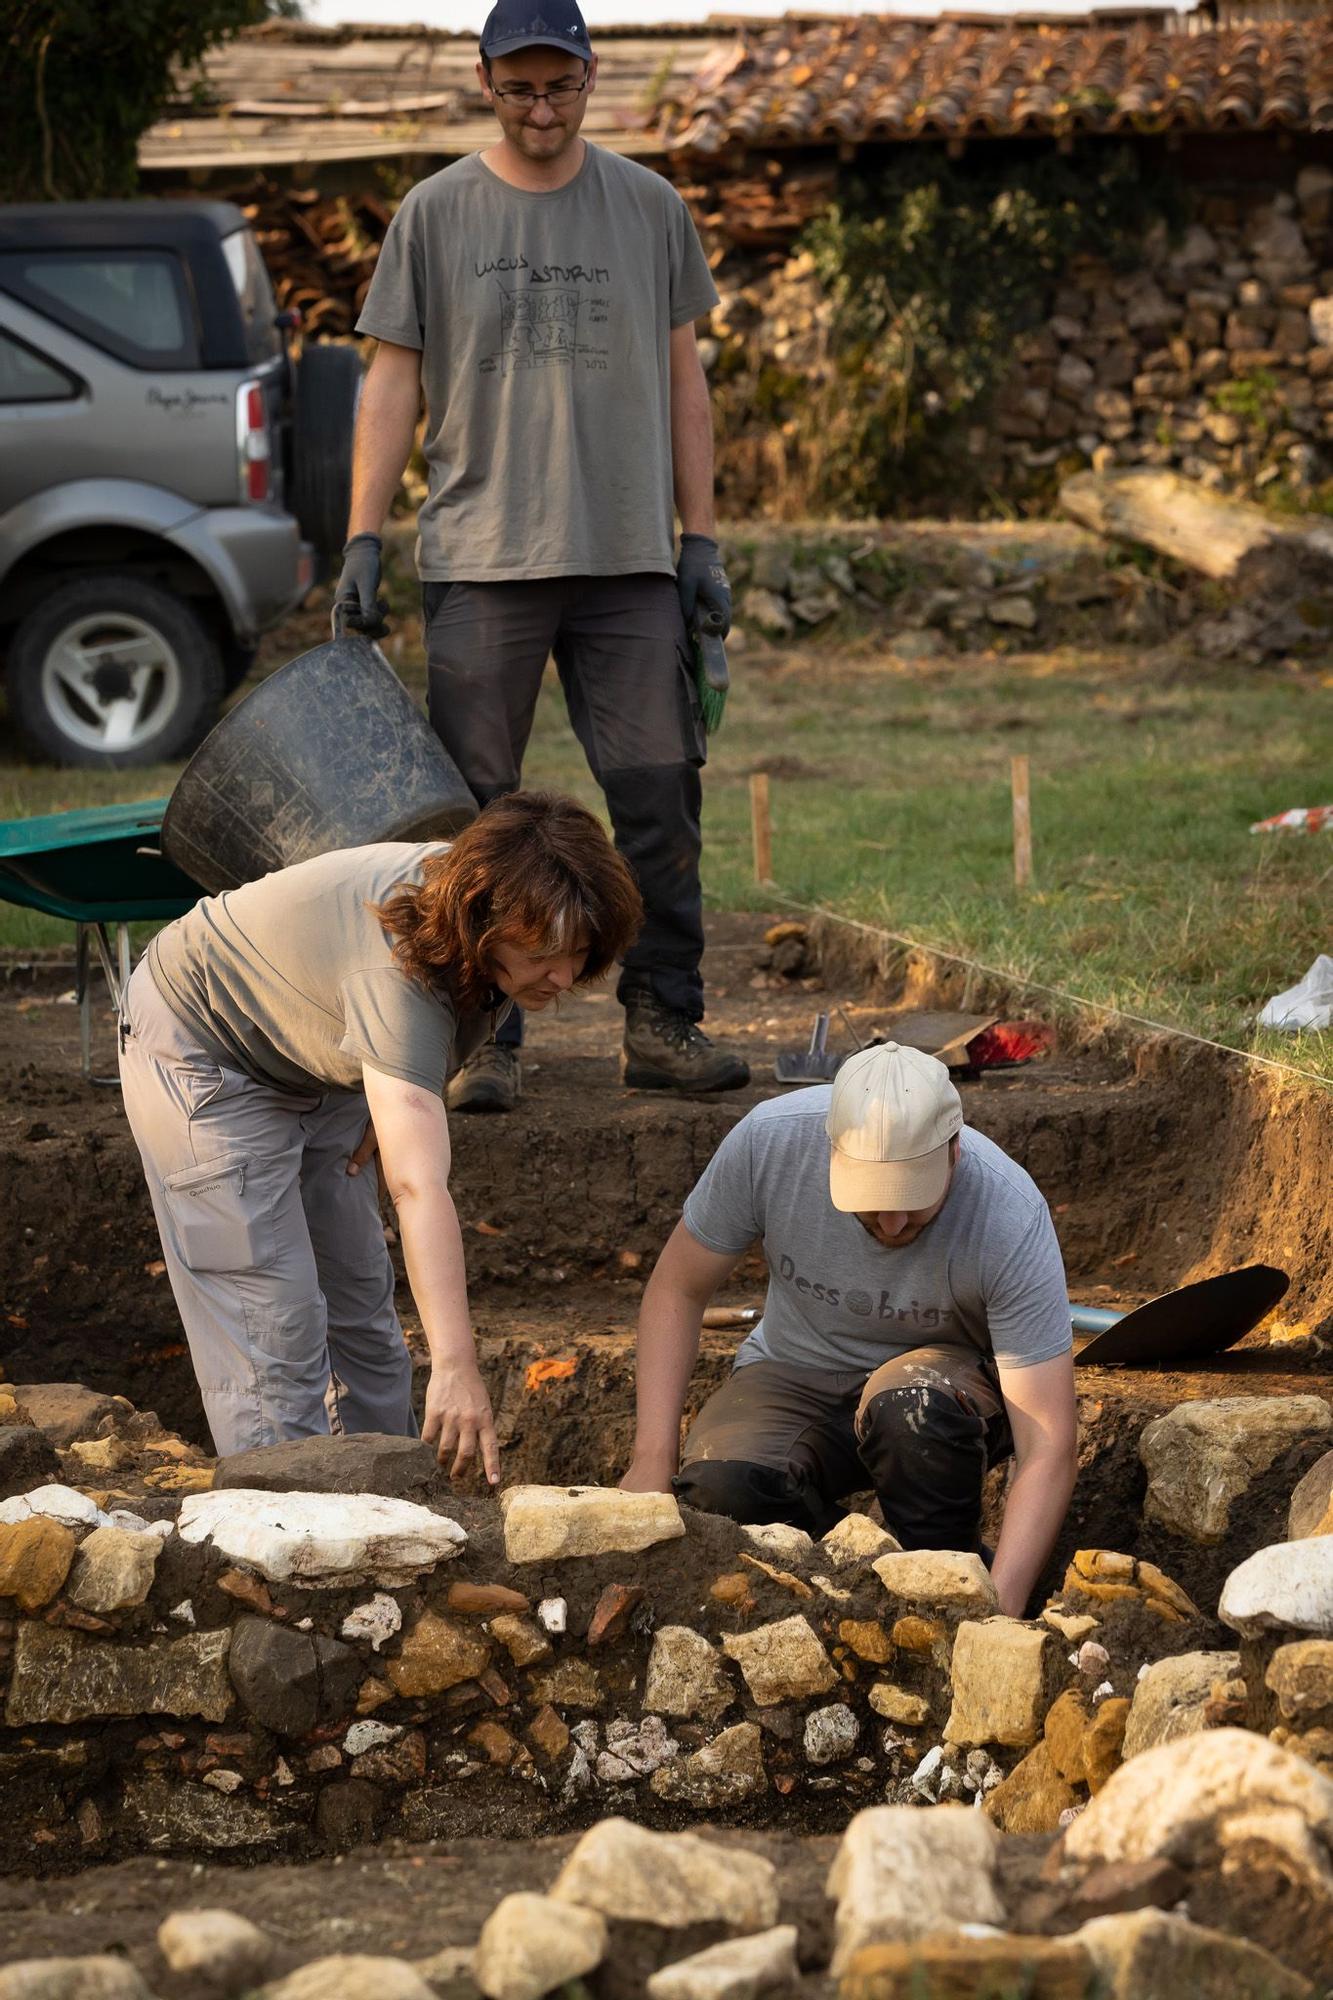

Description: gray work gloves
[333,532,390,640]
[676,533,732,637]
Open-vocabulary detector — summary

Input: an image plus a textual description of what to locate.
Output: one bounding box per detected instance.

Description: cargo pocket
[163,1155,273,1275]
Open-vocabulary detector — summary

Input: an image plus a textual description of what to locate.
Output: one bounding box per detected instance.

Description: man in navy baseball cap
[341,0,746,1111]
[479,0,592,64]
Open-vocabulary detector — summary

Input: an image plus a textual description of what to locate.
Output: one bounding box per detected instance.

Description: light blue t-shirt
[683,1088,1072,1375]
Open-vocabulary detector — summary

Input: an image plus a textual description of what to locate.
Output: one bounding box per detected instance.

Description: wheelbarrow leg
[91,920,132,1011]
[75,922,92,1082]
[84,921,132,1088]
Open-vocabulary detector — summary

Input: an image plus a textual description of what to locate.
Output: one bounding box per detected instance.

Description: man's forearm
[394,1182,477,1369]
[630,1282,705,1470]
[990,1448,1078,1618]
[671,355,716,537]
[345,353,423,540]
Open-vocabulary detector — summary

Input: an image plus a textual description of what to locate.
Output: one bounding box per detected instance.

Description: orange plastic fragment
[525,1356,578,1392]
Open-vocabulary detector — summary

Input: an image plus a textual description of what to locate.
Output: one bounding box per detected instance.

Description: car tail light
[235,379,270,503]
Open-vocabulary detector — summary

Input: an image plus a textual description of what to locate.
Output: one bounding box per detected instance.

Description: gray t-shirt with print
[148,842,499,1097]
[683,1087,1072,1375]
[355,146,719,582]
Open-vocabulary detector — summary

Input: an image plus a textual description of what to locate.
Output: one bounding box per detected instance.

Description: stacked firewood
[674,163,837,255]
[220,177,395,338]
[213,163,833,340]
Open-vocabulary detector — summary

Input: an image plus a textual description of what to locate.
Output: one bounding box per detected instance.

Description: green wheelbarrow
[0,799,202,1082]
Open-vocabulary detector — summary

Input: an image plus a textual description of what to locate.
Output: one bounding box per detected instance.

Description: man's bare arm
[620,1220,744,1491]
[345,339,424,540]
[669,323,716,538]
[989,1351,1078,1618]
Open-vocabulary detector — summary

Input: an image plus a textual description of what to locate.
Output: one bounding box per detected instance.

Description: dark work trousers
[423,574,706,1047]
[674,1345,1013,1548]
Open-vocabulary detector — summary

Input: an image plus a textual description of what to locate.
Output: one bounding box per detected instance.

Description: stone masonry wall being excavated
[1,915,1332,1998]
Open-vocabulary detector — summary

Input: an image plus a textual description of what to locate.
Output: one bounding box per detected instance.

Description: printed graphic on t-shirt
[475,256,611,376]
[775,1251,959,1330]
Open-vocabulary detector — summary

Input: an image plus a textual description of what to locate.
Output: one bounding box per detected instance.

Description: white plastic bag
[1257,953,1333,1031]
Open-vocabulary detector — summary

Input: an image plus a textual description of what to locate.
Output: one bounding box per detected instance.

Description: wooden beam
[750,773,774,888]
[1011,755,1033,893]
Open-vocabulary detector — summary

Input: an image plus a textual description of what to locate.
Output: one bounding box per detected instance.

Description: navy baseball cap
[479,0,592,63]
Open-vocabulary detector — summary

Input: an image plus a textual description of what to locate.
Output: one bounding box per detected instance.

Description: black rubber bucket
[162,625,477,894]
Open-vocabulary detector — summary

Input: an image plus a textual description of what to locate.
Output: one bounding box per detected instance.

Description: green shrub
[3,0,283,200]
[798,147,1175,513]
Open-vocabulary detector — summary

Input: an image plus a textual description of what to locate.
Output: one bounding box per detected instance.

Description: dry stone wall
[0,1410,1331,1878]
[2,1385,1333,1996]
[705,166,1333,516]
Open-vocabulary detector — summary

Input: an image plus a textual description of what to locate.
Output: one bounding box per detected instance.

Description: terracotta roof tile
[661,15,1333,154]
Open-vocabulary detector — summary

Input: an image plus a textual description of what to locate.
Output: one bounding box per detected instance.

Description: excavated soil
[2,910,1331,1620]
[2,911,1332,1974]
[0,1833,843,1993]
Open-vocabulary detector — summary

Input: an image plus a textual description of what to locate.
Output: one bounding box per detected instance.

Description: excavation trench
[0,913,1331,1885]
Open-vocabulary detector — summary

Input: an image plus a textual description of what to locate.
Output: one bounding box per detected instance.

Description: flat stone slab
[0,1483,107,1529]
[1220,1536,1333,1637]
[550,1817,779,1930]
[177,1488,466,1587]
[827,1805,1004,1971]
[11,1382,121,1448]
[1141,1397,1333,1544]
[5,1624,232,1726]
[213,1434,443,1500]
[871,1549,998,1613]
[500,1485,685,1563]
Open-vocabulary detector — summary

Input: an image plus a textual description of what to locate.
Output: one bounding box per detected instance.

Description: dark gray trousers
[423,573,706,1035]
[675,1346,1013,1547]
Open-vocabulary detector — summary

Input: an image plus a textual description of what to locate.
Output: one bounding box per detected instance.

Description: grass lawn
[2,553,1330,1083]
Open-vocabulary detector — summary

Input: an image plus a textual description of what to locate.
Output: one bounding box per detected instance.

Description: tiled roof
[660,15,1333,156]
[143,22,723,171]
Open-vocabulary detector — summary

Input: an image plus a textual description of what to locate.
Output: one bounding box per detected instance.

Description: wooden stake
[750,771,773,886]
[1011,754,1033,891]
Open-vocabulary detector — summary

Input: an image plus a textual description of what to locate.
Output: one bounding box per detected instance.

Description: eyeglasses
[491,78,588,109]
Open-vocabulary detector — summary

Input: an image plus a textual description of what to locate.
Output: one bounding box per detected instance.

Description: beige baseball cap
[826,1041,963,1213]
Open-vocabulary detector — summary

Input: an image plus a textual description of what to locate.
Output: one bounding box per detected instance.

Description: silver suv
[0,200,360,766]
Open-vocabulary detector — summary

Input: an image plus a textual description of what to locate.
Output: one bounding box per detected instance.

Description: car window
[0,249,199,368]
[0,327,79,402]
[222,227,282,365]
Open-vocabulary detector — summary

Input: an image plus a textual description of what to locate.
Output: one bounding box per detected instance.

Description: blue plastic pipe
[1069,1304,1126,1335]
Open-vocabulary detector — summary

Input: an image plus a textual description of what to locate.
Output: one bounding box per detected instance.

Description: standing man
[620,1043,1079,1618]
[336,0,748,1113]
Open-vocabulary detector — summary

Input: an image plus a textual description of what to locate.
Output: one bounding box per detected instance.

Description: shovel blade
[1074,1263,1289,1367]
[773,1051,843,1083]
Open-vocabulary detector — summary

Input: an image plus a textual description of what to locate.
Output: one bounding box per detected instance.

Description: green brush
[691,607,730,734]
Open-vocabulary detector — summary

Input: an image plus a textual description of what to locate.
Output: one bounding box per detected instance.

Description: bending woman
[118,791,641,1474]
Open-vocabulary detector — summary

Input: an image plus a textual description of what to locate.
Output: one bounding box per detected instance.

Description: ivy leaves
[800,147,1173,512]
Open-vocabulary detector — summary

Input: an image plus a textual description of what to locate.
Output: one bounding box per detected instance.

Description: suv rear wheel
[290,344,363,561]
[7,575,224,768]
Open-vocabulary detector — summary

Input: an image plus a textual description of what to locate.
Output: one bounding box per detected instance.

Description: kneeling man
[621,1042,1078,1617]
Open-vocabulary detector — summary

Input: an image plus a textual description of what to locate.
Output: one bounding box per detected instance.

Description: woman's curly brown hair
[374,791,643,1011]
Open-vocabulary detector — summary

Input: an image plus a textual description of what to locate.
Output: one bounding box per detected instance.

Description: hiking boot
[622,992,750,1094]
[446,1043,520,1114]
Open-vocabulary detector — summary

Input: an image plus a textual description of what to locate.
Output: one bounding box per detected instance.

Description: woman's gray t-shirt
[148,842,498,1095]
[683,1089,1073,1374]
[355,145,719,582]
